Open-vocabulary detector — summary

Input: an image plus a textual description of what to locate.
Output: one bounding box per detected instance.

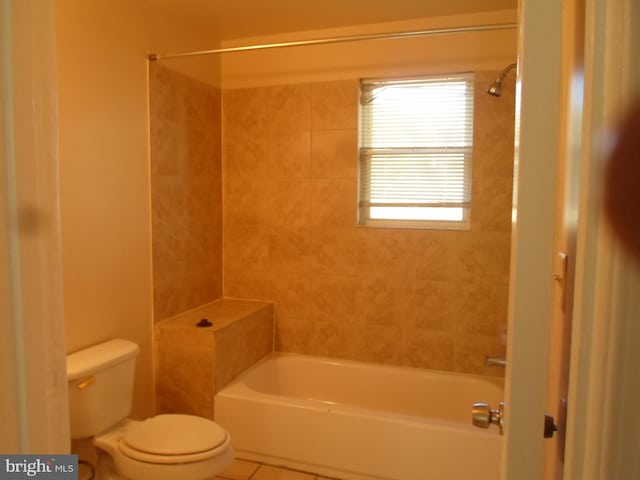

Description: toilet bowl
[67,339,234,480]
[94,416,233,480]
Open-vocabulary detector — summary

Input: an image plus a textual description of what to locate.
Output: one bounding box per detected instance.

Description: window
[358,74,474,229]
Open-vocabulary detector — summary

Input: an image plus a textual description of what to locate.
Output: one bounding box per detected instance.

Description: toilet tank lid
[67,339,139,381]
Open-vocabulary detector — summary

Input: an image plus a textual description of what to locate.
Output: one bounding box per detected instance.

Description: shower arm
[496,62,517,82]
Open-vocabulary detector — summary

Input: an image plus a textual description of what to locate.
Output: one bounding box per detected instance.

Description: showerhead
[487,80,504,97]
[487,62,517,97]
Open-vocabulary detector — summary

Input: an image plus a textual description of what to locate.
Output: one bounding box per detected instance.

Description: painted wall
[221,10,517,88]
[149,64,223,321]
[55,0,220,418]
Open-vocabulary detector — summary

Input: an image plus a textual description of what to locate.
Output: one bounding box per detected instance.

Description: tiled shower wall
[149,64,223,321]
[222,72,515,377]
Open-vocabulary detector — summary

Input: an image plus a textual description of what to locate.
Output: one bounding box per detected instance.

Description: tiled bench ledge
[154,298,274,420]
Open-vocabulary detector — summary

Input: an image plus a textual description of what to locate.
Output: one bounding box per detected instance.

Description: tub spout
[485,356,507,368]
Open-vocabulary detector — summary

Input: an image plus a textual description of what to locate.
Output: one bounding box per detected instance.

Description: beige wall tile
[404,230,459,282]
[150,65,222,321]
[311,178,357,227]
[224,226,269,271]
[268,227,313,273]
[275,317,358,360]
[224,265,269,300]
[223,87,268,143]
[311,227,359,276]
[155,321,215,349]
[311,273,359,324]
[152,276,184,323]
[149,63,183,121]
[155,341,215,418]
[152,178,186,241]
[150,118,186,176]
[224,178,270,226]
[457,282,509,336]
[306,320,359,359]
[221,74,514,376]
[457,231,511,285]
[404,329,455,371]
[152,226,184,279]
[471,176,513,233]
[311,129,358,178]
[267,179,312,228]
[311,79,359,130]
[215,307,274,388]
[224,140,269,180]
[267,83,312,132]
[356,274,407,327]
[268,130,311,179]
[156,300,274,416]
[351,325,404,365]
[274,317,313,353]
[405,279,459,332]
[268,273,312,319]
[357,228,411,276]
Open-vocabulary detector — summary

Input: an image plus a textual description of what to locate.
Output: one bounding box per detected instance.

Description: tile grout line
[247,461,262,480]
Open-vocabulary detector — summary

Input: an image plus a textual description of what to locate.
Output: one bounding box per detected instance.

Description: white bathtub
[215,353,503,480]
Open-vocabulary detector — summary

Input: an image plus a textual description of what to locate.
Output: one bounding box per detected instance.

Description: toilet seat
[119,414,230,464]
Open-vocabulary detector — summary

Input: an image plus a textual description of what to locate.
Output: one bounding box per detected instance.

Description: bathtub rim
[216,351,505,430]
[222,350,505,392]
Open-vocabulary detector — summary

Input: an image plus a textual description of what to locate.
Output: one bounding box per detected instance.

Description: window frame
[357,73,474,230]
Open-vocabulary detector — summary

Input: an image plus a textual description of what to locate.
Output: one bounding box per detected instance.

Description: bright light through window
[370,207,464,221]
[358,74,474,229]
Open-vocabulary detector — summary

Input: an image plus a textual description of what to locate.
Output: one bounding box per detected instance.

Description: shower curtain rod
[148,22,517,61]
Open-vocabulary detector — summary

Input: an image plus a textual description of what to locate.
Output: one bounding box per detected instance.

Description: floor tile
[217,458,261,480]
[252,464,317,480]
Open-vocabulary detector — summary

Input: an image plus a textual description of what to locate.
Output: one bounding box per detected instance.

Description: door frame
[504,0,640,478]
[501,0,562,478]
[0,0,69,453]
[562,0,640,478]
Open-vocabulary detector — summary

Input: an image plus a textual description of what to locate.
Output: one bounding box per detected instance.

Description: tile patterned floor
[216,458,338,480]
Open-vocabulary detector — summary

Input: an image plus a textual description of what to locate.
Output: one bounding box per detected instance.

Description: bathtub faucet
[485,356,507,368]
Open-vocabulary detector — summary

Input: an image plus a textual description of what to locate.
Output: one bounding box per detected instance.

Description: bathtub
[215,353,503,480]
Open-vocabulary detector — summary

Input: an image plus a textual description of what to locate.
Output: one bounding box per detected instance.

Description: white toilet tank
[67,339,139,439]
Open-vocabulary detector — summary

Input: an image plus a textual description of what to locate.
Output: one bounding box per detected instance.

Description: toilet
[67,339,233,480]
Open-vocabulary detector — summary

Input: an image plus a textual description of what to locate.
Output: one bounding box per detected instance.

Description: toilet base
[95,430,232,480]
[97,453,125,480]
[97,451,228,480]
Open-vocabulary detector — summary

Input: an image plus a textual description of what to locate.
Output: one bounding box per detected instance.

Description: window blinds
[359,74,474,227]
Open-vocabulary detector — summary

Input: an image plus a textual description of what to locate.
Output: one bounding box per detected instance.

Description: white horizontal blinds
[359,74,473,226]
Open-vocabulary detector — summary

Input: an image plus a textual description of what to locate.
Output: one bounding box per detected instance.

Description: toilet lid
[122,414,228,456]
